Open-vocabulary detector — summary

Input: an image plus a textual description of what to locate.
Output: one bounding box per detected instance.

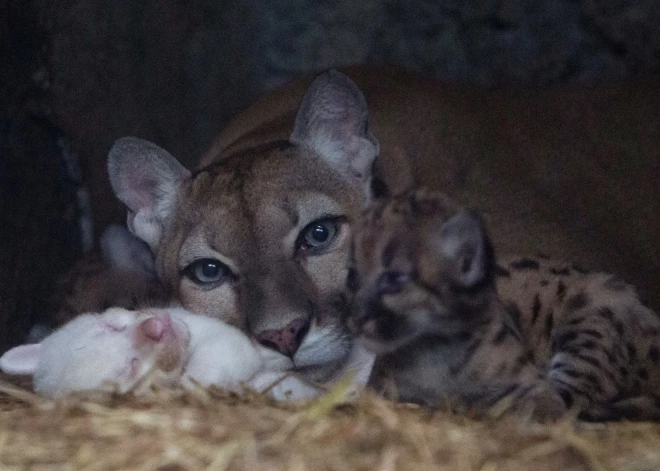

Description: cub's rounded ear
[107,137,191,250]
[290,69,379,183]
[437,210,492,289]
[0,343,42,375]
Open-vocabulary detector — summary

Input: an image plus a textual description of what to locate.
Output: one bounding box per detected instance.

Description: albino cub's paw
[247,371,325,401]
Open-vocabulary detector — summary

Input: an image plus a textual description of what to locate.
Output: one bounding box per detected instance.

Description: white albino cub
[1,306,372,400]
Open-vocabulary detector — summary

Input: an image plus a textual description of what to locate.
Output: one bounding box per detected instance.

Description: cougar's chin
[292,324,353,382]
[293,360,346,382]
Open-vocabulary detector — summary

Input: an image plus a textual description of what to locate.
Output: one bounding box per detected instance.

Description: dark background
[1,0,660,352]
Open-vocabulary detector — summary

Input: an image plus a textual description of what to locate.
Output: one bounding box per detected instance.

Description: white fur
[294,323,352,368]
[34,308,166,397]
[0,307,373,401]
[170,308,292,390]
[247,341,375,401]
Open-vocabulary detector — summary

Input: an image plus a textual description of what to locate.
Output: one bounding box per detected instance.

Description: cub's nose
[257,317,311,357]
[348,299,379,334]
[138,311,173,342]
[376,271,409,296]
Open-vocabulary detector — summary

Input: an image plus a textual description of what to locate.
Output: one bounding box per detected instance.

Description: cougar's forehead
[160,143,367,284]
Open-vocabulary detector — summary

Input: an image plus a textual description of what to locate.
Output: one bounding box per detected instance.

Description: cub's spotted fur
[349,190,660,420]
[496,257,660,420]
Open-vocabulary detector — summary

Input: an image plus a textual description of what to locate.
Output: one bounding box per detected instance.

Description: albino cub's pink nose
[139,311,173,342]
[257,317,310,357]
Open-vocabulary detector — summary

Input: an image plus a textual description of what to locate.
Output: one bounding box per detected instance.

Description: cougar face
[108,71,380,381]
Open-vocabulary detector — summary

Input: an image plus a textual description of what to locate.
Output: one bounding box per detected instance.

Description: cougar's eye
[184,258,231,286]
[297,217,341,253]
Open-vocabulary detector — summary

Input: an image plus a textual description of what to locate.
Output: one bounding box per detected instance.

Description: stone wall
[41,0,660,231]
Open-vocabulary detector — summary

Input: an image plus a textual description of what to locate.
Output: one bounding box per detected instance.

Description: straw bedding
[1,374,660,470]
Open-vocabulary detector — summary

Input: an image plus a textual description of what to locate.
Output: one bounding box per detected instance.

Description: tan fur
[350,189,660,420]
[158,143,364,380]
[205,66,660,309]
[109,68,660,384]
[496,257,660,418]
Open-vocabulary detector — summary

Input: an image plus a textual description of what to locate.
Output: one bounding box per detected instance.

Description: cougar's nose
[257,317,310,357]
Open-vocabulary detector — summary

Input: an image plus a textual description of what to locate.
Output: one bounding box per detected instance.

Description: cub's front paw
[517,387,567,422]
[247,371,325,401]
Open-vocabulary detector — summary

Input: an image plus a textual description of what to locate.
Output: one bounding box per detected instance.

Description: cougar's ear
[290,69,380,182]
[0,343,42,375]
[436,211,492,289]
[107,137,191,250]
[100,225,157,276]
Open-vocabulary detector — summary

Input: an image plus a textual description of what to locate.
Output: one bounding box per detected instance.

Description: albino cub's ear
[437,211,492,289]
[100,224,156,276]
[0,344,42,375]
[107,137,191,250]
[290,69,379,182]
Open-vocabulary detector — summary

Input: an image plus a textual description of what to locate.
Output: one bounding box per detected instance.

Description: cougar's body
[109,68,659,385]
[207,67,660,308]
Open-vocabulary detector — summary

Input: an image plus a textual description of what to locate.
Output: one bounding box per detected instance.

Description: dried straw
[1,373,660,470]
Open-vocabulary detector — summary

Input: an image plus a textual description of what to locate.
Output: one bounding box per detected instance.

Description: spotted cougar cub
[349,190,660,420]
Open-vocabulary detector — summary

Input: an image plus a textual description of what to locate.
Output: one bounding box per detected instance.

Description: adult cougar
[108,68,659,382]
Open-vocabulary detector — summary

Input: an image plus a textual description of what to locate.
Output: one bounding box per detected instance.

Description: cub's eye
[184,258,231,286]
[105,323,127,333]
[297,217,341,253]
[346,267,361,293]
